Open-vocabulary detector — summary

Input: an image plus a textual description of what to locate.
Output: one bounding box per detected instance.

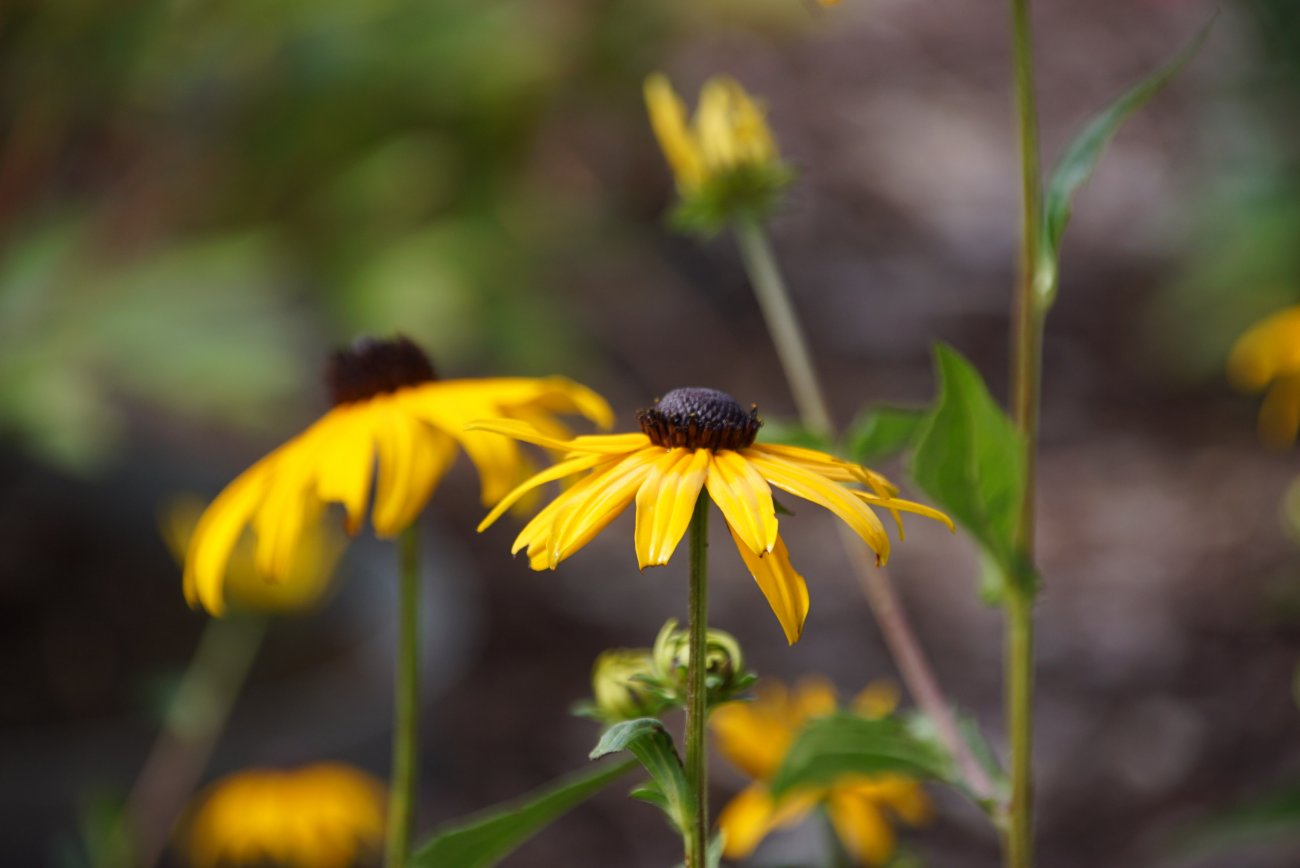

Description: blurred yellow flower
[164,496,343,614]
[1228,306,1300,448]
[475,387,951,644]
[186,763,385,868]
[711,679,930,866]
[184,335,612,615]
[645,73,778,192]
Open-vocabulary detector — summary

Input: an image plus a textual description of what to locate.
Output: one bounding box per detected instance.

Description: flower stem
[385,526,421,868]
[118,614,267,868]
[1006,0,1043,863]
[684,494,711,868]
[732,214,993,803]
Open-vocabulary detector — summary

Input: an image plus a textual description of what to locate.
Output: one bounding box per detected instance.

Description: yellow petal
[183,456,276,614]
[1227,306,1300,391]
[313,406,375,535]
[706,449,779,555]
[711,685,793,781]
[464,418,649,455]
[729,527,810,645]
[633,448,709,568]
[851,491,955,534]
[838,776,933,827]
[851,681,900,719]
[547,447,661,567]
[510,462,621,562]
[1259,373,1300,448]
[478,450,614,532]
[793,676,839,719]
[827,790,896,866]
[718,785,778,859]
[744,451,891,563]
[644,72,705,190]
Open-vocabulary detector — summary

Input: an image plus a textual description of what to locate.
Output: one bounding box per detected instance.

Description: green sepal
[1035,17,1214,310]
[910,344,1037,596]
[589,718,694,834]
[670,164,796,238]
[769,712,955,801]
[671,834,727,868]
[845,405,928,464]
[410,758,637,868]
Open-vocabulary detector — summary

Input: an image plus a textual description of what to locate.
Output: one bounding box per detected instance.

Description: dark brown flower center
[325,336,436,405]
[636,387,761,450]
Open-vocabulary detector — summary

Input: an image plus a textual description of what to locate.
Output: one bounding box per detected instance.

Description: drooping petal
[644,73,705,190]
[838,776,933,827]
[547,447,662,567]
[633,448,710,568]
[711,686,795,781]
[511,462,621,562]
[706,449,779,555]
[312,406,376,535]
[851,491,956,536]
[463,418,650,456]
[745,451,891,563]
[826,790,896,866]
[184,455,277,614]
[478,450,614,532]
[729,527,810,645]
[717,784,777,860]
[370,401,458,536]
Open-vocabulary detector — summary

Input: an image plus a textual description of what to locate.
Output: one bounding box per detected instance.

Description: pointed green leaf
[910,344,1032,593]
[590,717,695,833]
[769,713,954,800]
[410,759,636,868]
[1036,18,1214,308]
[846,406,928,464]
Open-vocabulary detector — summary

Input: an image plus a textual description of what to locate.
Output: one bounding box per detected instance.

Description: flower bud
[652,619,750,706]
[590,649,662,722]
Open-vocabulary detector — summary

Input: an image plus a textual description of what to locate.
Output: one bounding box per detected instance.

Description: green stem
[385,526,421,868]
[1006,0,1043,864]
[119,615,267,868]
[684,495,711,868]
[733,214,994,803]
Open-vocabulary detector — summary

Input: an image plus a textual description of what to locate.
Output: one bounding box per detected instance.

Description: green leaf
[1036,18,1214,309]
[1167,782,1300,861]
[910,344,1032,593]
[846,406,928,464]
[671,834,726,868]
[590,718,695,834]
[410,759,636,868]
[770,713,955,801]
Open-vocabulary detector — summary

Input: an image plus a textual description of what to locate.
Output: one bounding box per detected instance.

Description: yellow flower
[163,496,344,614]
[711,679,931,866]
[644,74,791,231]
[474,387,951,644]
[1228,305,1300,448]
[185,763,385,868]
[184,336,612,615]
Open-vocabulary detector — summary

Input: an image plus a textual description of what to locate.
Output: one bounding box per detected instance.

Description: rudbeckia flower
[474,387,951,644]
[711,679,931,866]
[1228,305,1300,448]
[184,336,612,614]
[185,763,385,868]
[644,74,793,231]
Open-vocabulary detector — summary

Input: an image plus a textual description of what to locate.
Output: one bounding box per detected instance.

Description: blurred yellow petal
[1227,306,1300,391]
[313,406,375,535]
[711,685,794,781]
[644,72,705,190]
[706,448,779,555]
[184,454,276,615]
[1259,374,1300,449]
[851,681,900,719]
[729,527,809,645]
[827,790,896,866]
[718,784,778,859]
[634,447,710,568]
[479,450,613,532]
[548,447,661,567]
[793,676,839,719]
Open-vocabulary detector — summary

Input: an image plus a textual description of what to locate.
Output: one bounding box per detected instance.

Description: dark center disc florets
[636,387,761,451]
[325,335,437,405]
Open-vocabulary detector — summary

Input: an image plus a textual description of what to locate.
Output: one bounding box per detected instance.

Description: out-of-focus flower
[711,679,930,866]
[163,497,343,614]
[591,648,663,722]
[185,763,385,868]
[184,335,611,614]
[1227,306,1300,448]
[644,74,793,232]
[475,387,951,644]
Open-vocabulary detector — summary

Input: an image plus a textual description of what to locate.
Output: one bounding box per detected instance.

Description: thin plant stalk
[1006,0,1044,863]
[684,495,711,868]
[732,214,993,802]
[118,615,268,868]
[385,526,422,868]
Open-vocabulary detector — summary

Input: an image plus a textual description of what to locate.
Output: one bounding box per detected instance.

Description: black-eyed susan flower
[1228,306,1300,448]
[185,763,385,868]
[644,73,793,233]
[183,336,611,614]
[474,387,951,644]
[711,679,931,866]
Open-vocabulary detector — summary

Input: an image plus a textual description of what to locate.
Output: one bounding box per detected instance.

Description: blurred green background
[2,0,1298,866]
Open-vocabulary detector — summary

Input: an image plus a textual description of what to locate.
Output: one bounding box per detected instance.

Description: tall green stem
[1006,0,1043,864]
[684,495,711,868]
[732,215,994,802]
[385,526,421,868]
